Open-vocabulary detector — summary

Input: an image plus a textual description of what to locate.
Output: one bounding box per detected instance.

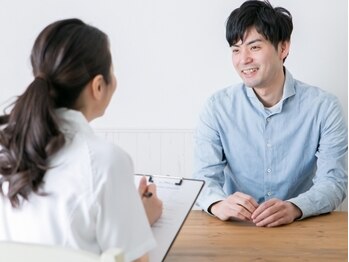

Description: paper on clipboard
[134,174,204,262]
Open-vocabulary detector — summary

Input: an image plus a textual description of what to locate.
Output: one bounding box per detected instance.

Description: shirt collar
[245,67,296,102]
[282,68,296,101]
[55,108,94,134]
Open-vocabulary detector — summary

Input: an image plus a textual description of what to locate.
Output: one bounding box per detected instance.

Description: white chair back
[0,241,124,262]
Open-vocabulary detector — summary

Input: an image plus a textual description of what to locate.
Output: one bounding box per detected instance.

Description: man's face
[231,27,289,90]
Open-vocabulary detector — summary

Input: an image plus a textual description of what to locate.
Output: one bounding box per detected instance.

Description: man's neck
[253,69,285,107]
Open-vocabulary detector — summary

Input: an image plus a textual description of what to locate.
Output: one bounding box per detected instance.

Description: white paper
[134,175,204,262]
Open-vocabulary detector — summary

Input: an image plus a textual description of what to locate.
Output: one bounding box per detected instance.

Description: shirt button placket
[265,116,272,200]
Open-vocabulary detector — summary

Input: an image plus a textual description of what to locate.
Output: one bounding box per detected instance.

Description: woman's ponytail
[0,77,64,207]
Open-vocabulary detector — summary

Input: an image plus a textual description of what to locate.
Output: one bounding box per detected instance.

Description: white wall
[0,0,347,210]
[0,0,347,129]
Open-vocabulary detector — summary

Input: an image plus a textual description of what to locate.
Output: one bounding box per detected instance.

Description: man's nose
[240,49,253,64]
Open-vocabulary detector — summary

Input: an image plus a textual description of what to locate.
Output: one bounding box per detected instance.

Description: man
[194,0,347,227]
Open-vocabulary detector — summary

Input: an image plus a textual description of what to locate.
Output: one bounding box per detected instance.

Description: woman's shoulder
[82,133,134,182]
[86,134,131,164]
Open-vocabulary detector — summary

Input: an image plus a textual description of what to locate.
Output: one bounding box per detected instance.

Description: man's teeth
[242,68,257,73]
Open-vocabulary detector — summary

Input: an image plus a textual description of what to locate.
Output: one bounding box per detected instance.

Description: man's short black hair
[226,0,293,49]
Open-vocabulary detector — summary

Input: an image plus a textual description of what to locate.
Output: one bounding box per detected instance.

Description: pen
[143,191,153,198]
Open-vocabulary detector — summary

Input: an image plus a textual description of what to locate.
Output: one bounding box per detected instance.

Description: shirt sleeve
[288,96,348,219]
[94,146,156,261]
[193,97,228,212]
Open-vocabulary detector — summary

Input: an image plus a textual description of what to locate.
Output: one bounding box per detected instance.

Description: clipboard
[134,174,204,262]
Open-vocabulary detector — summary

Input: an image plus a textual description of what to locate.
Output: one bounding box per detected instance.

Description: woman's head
[31,18,113,108]
[0,18,114,207]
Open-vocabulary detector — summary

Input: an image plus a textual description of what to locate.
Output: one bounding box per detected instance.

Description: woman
[0,18,162,262]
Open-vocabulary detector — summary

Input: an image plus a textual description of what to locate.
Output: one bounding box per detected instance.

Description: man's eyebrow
[232,38,263,47]
[246,39,263,45]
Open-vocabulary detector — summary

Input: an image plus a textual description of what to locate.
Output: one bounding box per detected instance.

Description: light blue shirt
[194,69,347,219]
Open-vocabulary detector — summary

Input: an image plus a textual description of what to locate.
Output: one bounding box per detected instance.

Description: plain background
[0,0,347,129]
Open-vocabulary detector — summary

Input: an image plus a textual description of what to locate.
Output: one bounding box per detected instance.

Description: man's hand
[210,192,259,221]
[251,198,302,227]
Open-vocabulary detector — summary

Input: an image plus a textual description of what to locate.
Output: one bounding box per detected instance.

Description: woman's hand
[138,176,163,225]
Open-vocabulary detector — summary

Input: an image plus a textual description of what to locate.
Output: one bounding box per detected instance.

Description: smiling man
[194,0,347,227]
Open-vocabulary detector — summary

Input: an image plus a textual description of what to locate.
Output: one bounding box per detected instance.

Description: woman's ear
[90,74,105,101]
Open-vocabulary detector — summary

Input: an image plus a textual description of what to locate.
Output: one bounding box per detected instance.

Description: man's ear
[280,41,290,60]
[90,74,105,101]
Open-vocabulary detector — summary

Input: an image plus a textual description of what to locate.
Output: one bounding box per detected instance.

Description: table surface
[165,210,348,262]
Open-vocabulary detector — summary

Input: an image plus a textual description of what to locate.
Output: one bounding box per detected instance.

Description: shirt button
[267,168,271,173]
[267,192,272,196]
[266,117,271,122]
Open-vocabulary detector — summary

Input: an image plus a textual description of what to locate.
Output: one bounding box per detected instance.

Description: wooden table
[165,211,347,261]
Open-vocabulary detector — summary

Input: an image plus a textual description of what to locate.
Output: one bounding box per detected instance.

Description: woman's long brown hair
[0,18,112,207]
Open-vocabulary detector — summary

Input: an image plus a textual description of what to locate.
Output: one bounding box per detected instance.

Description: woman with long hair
[0,18,162,262]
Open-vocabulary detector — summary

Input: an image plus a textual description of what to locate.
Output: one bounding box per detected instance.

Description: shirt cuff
[287,197,312,220]
[197,194,225,215]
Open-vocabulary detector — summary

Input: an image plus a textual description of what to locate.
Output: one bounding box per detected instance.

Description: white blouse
[0,108,156,262]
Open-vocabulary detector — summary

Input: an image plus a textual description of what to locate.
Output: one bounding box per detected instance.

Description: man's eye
[251,46,260,50]
[232,49,239,54]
